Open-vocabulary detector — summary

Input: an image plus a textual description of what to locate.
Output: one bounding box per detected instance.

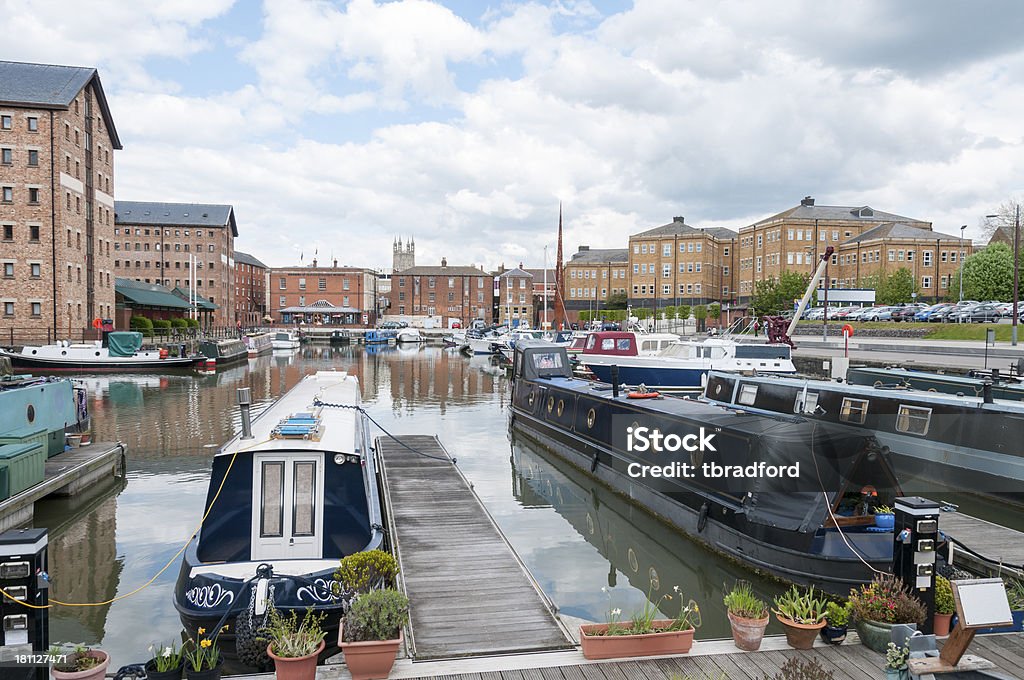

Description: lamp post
[987,209,1019,346]
[959,225,966,305]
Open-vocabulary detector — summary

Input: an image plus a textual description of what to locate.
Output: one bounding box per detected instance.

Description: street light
[987,209,1019,346]
[959,225,966,305]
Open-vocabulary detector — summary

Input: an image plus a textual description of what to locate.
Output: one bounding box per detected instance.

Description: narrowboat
[1,332,198,371]
[509,341,902,591]
[847,366,1024,403]
[329,330,350,345]
[243,332,274,358]
[702,371,1024,507]
[198,338,248,367]
[173,371,385,667]
[364,329,397,345]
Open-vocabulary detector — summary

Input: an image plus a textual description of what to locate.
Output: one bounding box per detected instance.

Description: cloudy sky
[4,0,1024,270]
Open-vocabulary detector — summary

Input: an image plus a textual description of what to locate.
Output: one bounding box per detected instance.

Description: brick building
[524,267,557,326]
[563,246,629,323]
[0,60,122,337]
[271,261,378,325]
[389,259,493,327]
[627,217,738,310]
[113,201,238,326]
[497,265,534,326]
[234,250,268,326]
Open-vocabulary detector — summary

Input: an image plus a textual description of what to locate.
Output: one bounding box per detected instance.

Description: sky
[4,0,1024,271]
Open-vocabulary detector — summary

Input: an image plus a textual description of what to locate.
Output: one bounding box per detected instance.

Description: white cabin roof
[220,371,362,456]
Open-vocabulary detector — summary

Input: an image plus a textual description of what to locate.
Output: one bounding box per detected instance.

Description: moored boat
[0,332,198,371]
[198,338,248,367]
[173,371,385,667]
[271,330,301,350]
[847,366,1024,402]
[244,332,274,358]
[509,340,901,591]
[396,327,423,343]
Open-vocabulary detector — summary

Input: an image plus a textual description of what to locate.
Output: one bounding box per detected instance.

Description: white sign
[816,288,876,304]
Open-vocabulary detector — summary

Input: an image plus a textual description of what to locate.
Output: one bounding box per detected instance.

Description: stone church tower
[393,236,415,272]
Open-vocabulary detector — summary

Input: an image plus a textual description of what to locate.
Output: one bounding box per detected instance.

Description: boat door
[251,453,324,560]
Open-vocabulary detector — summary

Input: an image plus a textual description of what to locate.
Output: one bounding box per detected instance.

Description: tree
[694,305,707,332]
[752,270,810,316]
[952,243,1016,302]
[876,268,916,305]
[605,291,628,309]
[677,304,691,321]
[579,311,592,323]
[980,198,1022,243]
[708,303,721,323]
[663,305,677,321]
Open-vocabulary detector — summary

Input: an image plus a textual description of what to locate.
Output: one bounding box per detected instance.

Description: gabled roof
[0,60,122,149]
[396,265,488,276]
[843,222,959,245]
[115,201,238,237]
[567,248,629,264]
[632,218,737,240]
[755,202,923,226]
[498,267,533,279]
[234,250,267,268]
[115,278,191,309]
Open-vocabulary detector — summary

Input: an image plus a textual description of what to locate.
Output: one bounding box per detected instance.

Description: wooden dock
[376,435,573,660]
[0,441,125,531]
[940,511,1024,577]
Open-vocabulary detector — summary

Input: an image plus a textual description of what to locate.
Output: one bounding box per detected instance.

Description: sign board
[815,288,876,304]
[954,579,1013,628]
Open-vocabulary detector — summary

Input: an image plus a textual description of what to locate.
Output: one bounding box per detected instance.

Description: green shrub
[185,318,199,328]
[152,319,172,331]
[130,316,154,337]
[335,549,398,594]
[825,600,851,627]
[935,575,955,615]
[343,589,408,642]
[170,318,188,328]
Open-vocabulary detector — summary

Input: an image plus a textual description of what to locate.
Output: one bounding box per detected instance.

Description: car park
[915,303,951,322]
[963,302,1005,323]
[860,306,896,321]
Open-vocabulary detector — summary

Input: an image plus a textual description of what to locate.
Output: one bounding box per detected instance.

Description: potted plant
[772,584,828,649]
[146,641,185,680]
[580,584,702,660]
[849,574,926,653]
[874,505,895,530]
[339,588,409,680]
[262,605,327,680]
[183,628,222,680]
[334,549,399,598]
[933,575,955,637]
[50,645,109,680]
[885,639,911,680]
[722,580,769,651]
[821,600,852,645]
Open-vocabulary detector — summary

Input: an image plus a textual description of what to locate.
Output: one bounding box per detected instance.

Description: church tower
[393,236,416,272]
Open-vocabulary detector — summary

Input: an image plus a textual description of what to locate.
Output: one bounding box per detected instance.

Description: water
[31,345,1022,671]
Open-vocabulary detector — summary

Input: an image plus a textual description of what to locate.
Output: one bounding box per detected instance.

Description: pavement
[792,335,1024,372]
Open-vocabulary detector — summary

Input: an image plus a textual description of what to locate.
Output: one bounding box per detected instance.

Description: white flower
[601,587,607,593]
[611,608,621,616]
[148,645,155,655]
[162,647,172,658]
[673,585,680,593]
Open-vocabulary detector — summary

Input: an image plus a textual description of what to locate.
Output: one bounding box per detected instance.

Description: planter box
[579,620,695,660]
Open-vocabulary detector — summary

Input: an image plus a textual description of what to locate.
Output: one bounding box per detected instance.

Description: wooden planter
[727,611,769,651]
[268,640,325,680]
[339,624,402,680]
[776,616,826,650]
[51,651,110,680]
[579,620,695,660]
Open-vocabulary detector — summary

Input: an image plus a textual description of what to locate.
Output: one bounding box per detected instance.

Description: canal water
[33,345,1021,671]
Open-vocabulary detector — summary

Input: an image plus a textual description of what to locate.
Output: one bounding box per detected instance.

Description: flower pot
[874,513,895,530]
[185,657,223,680]
[339,624,402,680]
[579,620,695,660]
[820,624,847,645]
[933,612,953,637]
[884,668,910,680]
[144,660,183,680]
[267,640,325,680]
[854,619,916,653]
[776,616,826,650]
[50,651,109,680]
[727,611,770,651]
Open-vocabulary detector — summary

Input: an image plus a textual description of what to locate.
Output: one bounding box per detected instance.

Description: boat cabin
[581,332,679,357]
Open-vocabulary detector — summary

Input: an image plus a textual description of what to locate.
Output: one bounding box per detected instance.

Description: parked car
[860,306,897,321]
[890,304,923,322]
[963,303,1005,323]
[379,321,401,329]
[915,303,952,322]
[932,305,966,322]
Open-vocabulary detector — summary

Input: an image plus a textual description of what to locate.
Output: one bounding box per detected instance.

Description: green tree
[952,243,1017,301]
[633,307,650,320]
[876,267,916,304]
[605,291,628,309]
[752,270,810,316]
[694,305,707,332]
[677,304,691,320]
[708,303,722,323]
[663,305,677,321]
[579,311,592,323]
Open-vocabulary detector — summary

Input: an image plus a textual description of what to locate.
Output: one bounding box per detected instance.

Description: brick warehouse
[389,259,493,327]
[0,60,122,339]
[113,201,238,327]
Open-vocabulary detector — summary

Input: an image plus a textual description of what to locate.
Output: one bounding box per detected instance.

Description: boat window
[532,352,563,369]
[794,391,819,414]
[586,335,597,350]
[840,398,869,424]
[292,461,316,537]
[260,462,284,538]
[896,405,931,436]
[641,340,657,352]
[737,384,758,405]
[601,338,615,350]
[616,339,631,351]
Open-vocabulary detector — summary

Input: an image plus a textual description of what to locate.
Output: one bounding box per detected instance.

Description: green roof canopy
[115,278,191,309]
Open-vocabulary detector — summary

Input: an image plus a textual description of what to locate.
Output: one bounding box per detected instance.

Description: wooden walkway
[940,511,1024,577]
[0,441,124,531]
[376,435,573,660]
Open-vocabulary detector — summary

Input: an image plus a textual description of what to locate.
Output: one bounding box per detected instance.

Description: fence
[0,325,245,348]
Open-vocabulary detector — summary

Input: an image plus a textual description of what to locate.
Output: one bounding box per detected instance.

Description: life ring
[697,502,709,533]
[627,391,661,399]
[92,317,102,329]
[842,324,854,337]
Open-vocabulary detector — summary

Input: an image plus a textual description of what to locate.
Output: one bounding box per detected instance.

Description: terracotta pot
[339,623,402,680]
[51,651,109,680]
[776,616,826,650]
[933,612,953,637]
[144,660,183,680]
[579,620,695,660]
[268,640,325,680]
[727,611,770,652]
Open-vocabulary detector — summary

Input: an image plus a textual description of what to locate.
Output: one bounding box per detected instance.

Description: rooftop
[754,196,926,226]
[115,201,238,237]
[632,217,738,240]
[234,251,268,269]
[843,221,964,245]
[397,265,489,277]
[567,247,629,264]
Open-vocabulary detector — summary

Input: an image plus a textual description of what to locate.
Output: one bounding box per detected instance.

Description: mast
[553,203,568,329]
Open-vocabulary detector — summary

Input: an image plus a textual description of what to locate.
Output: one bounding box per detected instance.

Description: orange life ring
[92,317,103,329]
[627,391,661,399]
[842,324,855,337]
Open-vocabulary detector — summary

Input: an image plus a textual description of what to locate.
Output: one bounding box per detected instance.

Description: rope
[312,398,455,463]
[0,437,271,609]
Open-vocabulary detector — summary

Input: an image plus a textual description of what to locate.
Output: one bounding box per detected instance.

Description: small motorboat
[271,331,301,350]
[396,327,424,344]
[1,332,198,371]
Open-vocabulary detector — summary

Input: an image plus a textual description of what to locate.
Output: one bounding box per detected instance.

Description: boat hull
[0,350,197,371]
[587,362,707,389]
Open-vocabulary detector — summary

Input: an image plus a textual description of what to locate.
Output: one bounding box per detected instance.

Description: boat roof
[219,371,361,456]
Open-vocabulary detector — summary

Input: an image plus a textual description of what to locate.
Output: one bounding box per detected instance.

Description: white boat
[271,330,301,349]
[396,328,424,343]
[1,332,197,371]
[244,332,274,358]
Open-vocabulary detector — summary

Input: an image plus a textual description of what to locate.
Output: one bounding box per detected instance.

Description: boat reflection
[510,437,787,639]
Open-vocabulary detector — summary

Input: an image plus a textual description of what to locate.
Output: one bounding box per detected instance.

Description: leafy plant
[772,585,827,625]
[935,575,955,615]
[874,505,894,514]
[886,639,910,670]
[343,588,409,643]
[848,574,926,625]
[596,583,701,636]
[825,600,851,627]
[260,605,327,658]
[51,645,103,673]
[334,549,399,594]
[147,640,183,672]
[723,580,768,620]
[760,657,835,680]
[1005,577,1024,610]
[183,628,220,671]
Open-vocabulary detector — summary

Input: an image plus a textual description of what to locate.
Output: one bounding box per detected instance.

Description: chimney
[333,258,338,268]
[673,216,685,223]
[312,258,318,267]
[801,196,815,206]
[578,245,590,252]
[441,257,447,267]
